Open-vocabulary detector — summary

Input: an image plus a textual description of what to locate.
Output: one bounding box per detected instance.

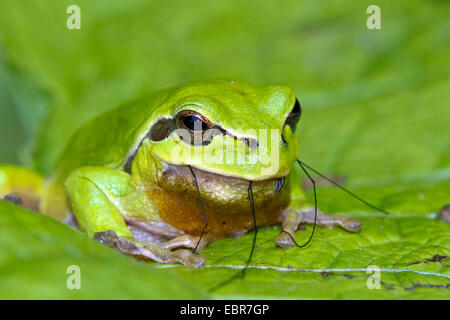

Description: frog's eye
[285,98,302,132]
[176,110,214,132]
[183,114,208,131]
[176,110,219,146]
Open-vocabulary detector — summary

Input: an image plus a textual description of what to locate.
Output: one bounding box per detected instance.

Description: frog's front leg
[65,167,205,267]
[94,230,205,268]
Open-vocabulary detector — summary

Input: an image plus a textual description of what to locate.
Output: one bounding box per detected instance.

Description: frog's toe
[94,230,141,255]
[275,231,296,249]
[94,230,119,247]
[4,194,23,206]
[138,245,206,268]
[340,217,362,232]
[168,249,206,268]
[157,234,211,250]
[94,229,130,248]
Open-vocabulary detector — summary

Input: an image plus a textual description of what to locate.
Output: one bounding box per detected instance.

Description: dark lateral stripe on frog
[122,113,259,173]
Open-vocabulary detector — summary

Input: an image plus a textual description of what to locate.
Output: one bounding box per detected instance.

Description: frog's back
[55,88,172,178]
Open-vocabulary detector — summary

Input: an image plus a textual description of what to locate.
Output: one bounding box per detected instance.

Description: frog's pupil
[183,115,205,131]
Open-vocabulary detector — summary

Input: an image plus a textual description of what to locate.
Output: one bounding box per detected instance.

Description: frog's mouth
[160,162,287,197]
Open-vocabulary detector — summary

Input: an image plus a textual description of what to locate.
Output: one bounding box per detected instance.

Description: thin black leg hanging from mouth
[280,160,318,248]
[188,165,208,254]
[209,180,258,292]
[244,181,258,275]
[281,159,391,248]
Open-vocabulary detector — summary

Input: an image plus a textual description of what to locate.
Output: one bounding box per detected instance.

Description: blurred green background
[0,0,449,299]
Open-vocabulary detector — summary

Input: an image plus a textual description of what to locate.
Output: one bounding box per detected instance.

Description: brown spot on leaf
[320,271,354,279]
[407,254,447,266]
[404,283,450,291]
[437,204,450,223]
[427,254,447,263]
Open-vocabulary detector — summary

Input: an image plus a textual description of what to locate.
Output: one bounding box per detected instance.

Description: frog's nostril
[244,137,258,150]
[275,177,286,193]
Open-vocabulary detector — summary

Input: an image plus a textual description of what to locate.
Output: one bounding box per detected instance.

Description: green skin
[0,80,361,267]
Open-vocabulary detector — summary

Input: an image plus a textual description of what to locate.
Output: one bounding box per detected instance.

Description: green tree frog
[0,80,361,267]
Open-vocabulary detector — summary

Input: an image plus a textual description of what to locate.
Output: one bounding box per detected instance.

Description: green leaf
[176,214,449,299]
[0,0,449,300]
[0,200,207,299]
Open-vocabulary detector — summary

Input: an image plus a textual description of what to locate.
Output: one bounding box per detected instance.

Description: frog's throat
[147,163,290,236]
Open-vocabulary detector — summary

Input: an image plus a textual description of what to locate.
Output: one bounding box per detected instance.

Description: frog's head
[130,80,301,235]
[138,80,300,179]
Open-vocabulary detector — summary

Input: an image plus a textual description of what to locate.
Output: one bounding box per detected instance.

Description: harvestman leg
[275,208,362,248]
